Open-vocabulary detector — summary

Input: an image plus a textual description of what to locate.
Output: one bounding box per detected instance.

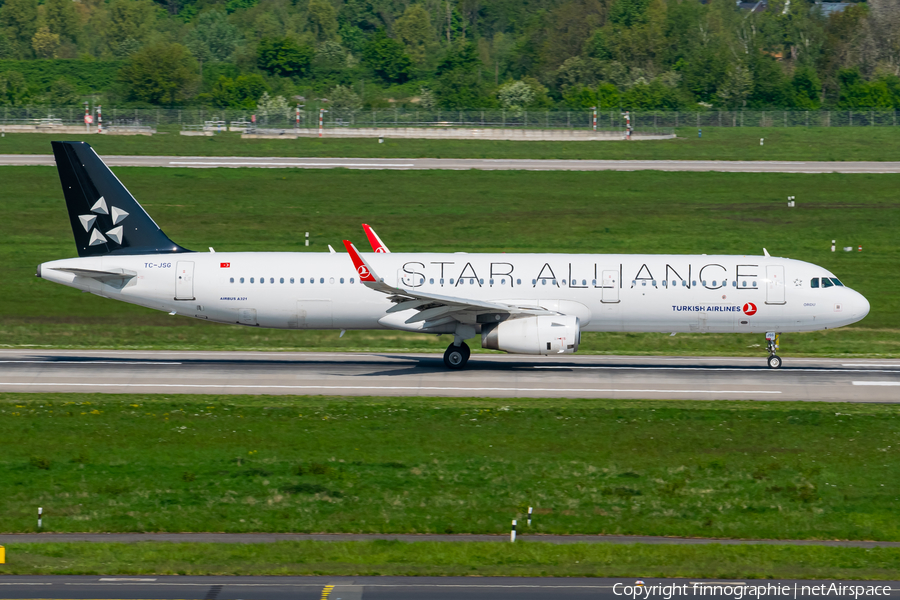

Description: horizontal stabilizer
[51,267,137,282]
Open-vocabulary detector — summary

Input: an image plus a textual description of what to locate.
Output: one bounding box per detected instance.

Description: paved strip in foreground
[1,532,899,548]
[2,576,896,600]
[1,350,899,402]
[5,154,900,172]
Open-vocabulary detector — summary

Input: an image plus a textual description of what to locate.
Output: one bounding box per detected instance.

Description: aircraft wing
[343,240,552,328]
[362,224,390,253]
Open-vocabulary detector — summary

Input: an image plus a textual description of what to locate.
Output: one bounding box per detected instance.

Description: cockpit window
[831,277,844,287]
[822,277,834,288]
[811,278,819,288]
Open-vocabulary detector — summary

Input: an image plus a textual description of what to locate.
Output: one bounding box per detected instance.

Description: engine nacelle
[481,315,581,355]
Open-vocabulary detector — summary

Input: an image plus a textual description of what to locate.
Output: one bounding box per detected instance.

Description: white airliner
[37,141,870,369]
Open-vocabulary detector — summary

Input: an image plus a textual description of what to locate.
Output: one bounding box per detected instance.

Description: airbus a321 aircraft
[37,141,870,369]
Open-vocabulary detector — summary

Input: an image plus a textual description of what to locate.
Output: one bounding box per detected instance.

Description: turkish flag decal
[220,262,230,268]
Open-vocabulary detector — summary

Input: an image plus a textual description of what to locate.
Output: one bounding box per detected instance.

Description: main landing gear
[444,342,470,369]
[766,332,782,369]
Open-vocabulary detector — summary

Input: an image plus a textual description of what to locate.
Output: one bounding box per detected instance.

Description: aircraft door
[601,270,619,303]
[766,265,786,305]
[175,261,195,300]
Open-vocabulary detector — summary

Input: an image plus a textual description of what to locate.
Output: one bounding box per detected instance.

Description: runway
[1,350,898,402]
[5,154,900,172]
[0,576,895,600]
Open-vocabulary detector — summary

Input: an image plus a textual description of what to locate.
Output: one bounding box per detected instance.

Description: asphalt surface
[6,154,900,172]
[1,350,898,402]
[2,532,899,548]
[0,576,895,600]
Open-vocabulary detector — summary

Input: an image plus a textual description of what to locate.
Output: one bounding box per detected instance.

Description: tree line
[1,0,900,111]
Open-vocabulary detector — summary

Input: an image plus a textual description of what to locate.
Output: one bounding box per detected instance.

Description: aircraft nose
[851,290,870,321]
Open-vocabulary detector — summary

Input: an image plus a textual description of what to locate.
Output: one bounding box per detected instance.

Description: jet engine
[481,315,581,355]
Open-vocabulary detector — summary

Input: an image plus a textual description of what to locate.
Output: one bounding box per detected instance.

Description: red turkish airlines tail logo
[743,302,758,316]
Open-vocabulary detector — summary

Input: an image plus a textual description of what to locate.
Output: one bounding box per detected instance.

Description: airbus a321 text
[37,142,870,369]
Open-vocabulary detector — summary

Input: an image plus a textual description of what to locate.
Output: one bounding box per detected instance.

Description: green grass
[2,541,899,579]
[3,127,900,161]
[2,394,899,541]
[2,166,898,356]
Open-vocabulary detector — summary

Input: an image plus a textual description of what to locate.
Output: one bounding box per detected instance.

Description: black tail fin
[52,141,190,257]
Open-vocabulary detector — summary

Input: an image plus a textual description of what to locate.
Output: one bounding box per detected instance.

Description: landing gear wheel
[443,343,469,369]
[767,355,782,369]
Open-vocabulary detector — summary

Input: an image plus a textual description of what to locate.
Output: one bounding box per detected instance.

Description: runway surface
[0,576,895,600]
[2,532,899,548]
[1,350,898,402]
[5,154,900,172]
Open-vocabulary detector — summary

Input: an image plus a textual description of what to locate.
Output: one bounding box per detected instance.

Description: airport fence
[2,107,900,131]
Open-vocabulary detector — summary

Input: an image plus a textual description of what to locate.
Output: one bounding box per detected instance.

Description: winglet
[343,240,378,283]
[362,224,390,253]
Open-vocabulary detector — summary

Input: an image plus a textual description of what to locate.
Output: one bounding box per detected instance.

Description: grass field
[2,394,898,541]
[3,127,900,161]
[3,541,899,579]
[2,166,897,356]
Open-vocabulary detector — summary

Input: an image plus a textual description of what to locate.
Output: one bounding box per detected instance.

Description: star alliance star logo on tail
[78,196,129,246]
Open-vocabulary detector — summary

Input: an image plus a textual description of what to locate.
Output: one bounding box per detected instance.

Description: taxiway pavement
[0,350,897,402]
[5,154,900,172]
[0,576,895,600]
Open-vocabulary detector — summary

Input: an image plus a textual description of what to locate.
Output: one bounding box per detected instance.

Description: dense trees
[1,0,900,110]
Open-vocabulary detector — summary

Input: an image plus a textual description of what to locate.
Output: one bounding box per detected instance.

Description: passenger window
[592,280,597,286]
[582,279,587,286]
[682,281,687,287]
[320,278,324,284]
[230,277,234,283]
[290,278,294,284]
[642,281,646,287]
[450,279,454,284]
[752,281,757,287]
[279,277,284,284]
[532,279,536,285]
[822,277,834,288]
[330,277,335,284]
[712,280,716,286]
[702,280,706,286]
[250,277,254,283]
[742,281,747,287]
[552,279,557,285]
[517,279,522,285]
[270,278,274,284]
[350,278,355,284]
[652,280,657,286]
[340,278,345,284]
[240,277,244,283]
[300,278,305,283]
[732,281,736,287]
[430,278,434,284]
[692,280,697,286]
[440,278,445,284]
[562,279,567,286]
[310,278,314,284]
[542,279,547,285]
[811,278,819,288]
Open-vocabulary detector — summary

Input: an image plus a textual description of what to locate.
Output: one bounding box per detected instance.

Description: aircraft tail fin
[51,141,190,257]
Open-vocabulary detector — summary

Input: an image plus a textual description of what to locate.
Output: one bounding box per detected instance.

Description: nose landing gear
[765,332,782,369]
[443,342,471,369]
